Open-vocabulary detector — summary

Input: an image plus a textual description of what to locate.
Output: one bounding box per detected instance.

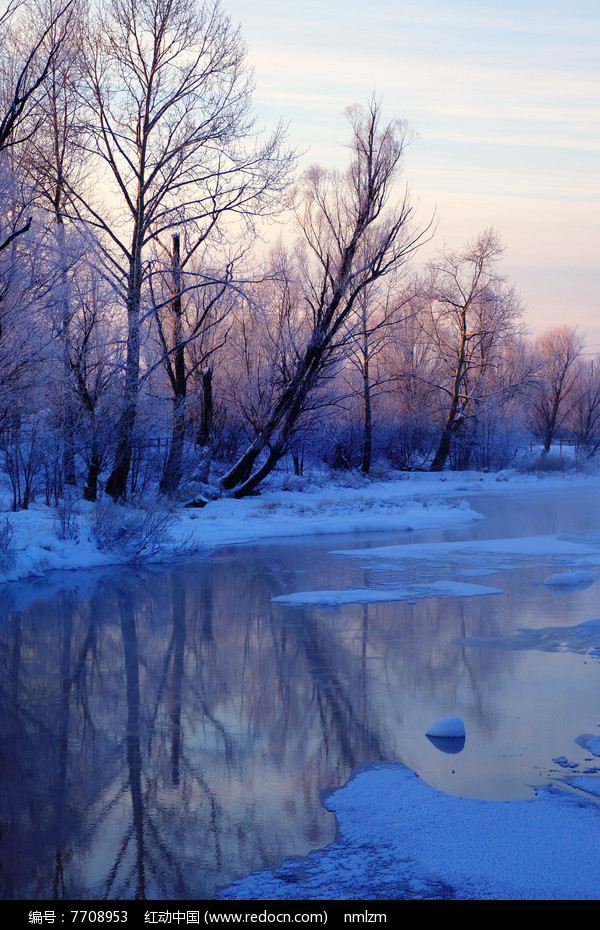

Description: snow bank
[218,763,600,900]
[0,476,488,584]
[2,469,600,585]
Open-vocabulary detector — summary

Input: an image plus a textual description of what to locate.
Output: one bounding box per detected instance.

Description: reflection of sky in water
[0,487,600,898]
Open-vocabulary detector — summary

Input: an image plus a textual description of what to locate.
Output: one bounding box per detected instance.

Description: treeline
[0,0,596,511]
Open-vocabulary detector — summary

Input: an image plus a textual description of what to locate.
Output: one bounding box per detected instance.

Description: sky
[224,0,600,347]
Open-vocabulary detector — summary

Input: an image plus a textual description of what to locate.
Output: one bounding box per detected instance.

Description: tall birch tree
[70,0,290,501]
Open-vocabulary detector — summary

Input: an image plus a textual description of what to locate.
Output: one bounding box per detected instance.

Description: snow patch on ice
[576,735,600,758]
[272,582,504,607]
[218,762,600,900]
[566,777,600,800]
[454,617,600,658]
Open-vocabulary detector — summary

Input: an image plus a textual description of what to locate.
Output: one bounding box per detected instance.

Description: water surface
[1,486,600,899]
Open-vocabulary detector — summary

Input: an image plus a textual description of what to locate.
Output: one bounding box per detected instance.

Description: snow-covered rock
[543,569,594,586]
[426,716,466,738]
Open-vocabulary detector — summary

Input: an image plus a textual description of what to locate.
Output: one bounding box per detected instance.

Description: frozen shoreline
[2,468,600,586]
[218,762,600,900]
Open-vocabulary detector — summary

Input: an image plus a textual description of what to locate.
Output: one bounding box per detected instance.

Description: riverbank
[2,467,600,585]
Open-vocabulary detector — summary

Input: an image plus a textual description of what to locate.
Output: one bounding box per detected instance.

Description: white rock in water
[426,716,466,739]
[544,570,594,586]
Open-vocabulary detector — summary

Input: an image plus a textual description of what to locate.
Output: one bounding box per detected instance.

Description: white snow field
[0,470,490,583]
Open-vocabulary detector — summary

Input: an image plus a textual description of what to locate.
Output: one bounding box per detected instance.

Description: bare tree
[219,99,430,498]
[0,0,73,247]
[24,0,88,484]
[342,277,417,474]
[67,0,291,501]
[530,325,584,453]
[569,357,600,457]
[419,230,525,472]
[66,262,121,501]
[149,233,236,496]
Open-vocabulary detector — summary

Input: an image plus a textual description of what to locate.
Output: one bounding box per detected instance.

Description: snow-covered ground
[4,466,600,899]
[2,467,600,585]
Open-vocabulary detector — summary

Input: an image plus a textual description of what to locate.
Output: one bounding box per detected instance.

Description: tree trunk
[430,310,468,472]
[105,400,136,501]
[160,234,187,497]
[105,234,143,502]
[361,354,372,475]
[200,366,213,446]
[160,395,186,496]
[55,217,77,486]
[83,439,101,502]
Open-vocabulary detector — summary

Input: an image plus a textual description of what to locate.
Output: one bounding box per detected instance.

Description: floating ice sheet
[272,581,504,606]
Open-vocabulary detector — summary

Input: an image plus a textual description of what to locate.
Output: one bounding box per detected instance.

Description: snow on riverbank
[217,762,600,900]
[2,468,600,585]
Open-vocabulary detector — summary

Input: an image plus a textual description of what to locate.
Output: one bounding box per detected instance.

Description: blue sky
[224,0,600,344]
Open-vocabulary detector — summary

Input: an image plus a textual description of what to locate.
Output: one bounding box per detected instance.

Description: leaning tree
[219,99,431,498]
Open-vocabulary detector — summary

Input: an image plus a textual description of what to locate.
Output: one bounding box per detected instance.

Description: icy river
[1,485,600,899]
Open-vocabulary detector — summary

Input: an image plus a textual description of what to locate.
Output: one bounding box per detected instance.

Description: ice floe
[272,581,504,607]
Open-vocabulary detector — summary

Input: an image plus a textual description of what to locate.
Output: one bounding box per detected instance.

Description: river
[1,485,600,899]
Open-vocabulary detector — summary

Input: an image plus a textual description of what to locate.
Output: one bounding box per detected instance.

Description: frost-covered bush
[1,423,46,511]
[55,496,80,540]
[383,421,435,472]
[0,513,15,571]
[91,497,178,559]
[519,452,569,474]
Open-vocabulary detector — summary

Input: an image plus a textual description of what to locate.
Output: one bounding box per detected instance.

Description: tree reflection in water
[2,531,596,900]
[0,549,399,900]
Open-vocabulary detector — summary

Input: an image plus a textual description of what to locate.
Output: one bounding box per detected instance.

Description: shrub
[91,497,179,560]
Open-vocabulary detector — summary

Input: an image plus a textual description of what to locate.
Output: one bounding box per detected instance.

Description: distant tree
[420,230,525,472]
[150,232,237,496]
[217,246,317,470]
[568,357,600,457]
[530,325,583,453]
[374,305,439,470]
[340,277,417,474]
